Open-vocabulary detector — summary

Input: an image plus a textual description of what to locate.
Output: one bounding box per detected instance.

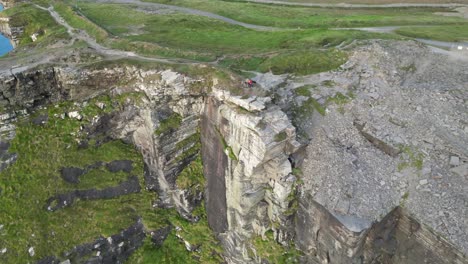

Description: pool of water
[0,4,14,57]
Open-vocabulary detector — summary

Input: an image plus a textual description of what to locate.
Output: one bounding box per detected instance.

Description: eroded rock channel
[0,40,467,263]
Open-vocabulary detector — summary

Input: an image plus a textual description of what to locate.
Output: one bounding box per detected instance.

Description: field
[4,0,466,74]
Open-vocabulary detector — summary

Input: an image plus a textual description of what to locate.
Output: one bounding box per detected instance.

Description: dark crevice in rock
[106,160,133,173]
[60,160,132,184]
[36,218,146,264]
[31,114,48,126]
[201,97,228,233]
[45,176,141,211]
[353,119,401,157]
[150,225,172,247]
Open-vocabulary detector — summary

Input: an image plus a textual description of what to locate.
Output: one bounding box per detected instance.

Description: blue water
[0,4,14,57]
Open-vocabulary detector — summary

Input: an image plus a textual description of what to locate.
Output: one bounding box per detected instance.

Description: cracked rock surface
[298,40,468,255]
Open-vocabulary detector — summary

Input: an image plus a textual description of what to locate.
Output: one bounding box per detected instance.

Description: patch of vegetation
[155,113,182,136]
[397,146,425,171]
[257,50,347,76]
[395,25,468,42]
[175,141,201,163]
[216,128,238,161]
[74,2,392,65]
[219,56,267,72]
[399,63,417,73]
[250,230,302,263]
[127,204,224,263]
[321,80,336,87]
[176,156,205,195]
[399,191,410,207]
[143,0,468,28]
[294,85,316,97]
[2,3,68,47]
[292,168,302,176]
[326,92,351,105]
[0,95,222,263]
[292,97,326,121]
[53,1,108,43]
[274,131,288,142]
[176,132,200,150]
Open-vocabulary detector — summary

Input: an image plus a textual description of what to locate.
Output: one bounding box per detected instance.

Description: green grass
[257,50,347,75]
[143,0,468,28]
[251,230,302,263]
[0,102,144,262]
[75,3,393,56]
[0,93,222,263]
[155,113,182,136]
[294,85,316,97]
[176,156,205,192]
[293,97,326,119]
[274,131,288,142]
[395,25,468,42]
[127,204,224,263]
[397,146,424,172]
[1,3,68,47]
[53,1,108,43]
[220,50,347,76]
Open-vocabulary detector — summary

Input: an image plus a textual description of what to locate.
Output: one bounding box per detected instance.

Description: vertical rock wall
[202,89,300,263]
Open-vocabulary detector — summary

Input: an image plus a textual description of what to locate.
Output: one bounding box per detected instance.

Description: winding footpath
[88,0,278,31]
[35,5,194,65]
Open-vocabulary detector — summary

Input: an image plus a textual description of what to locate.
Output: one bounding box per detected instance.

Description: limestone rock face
[202,89,300,263]
[294,41,468,263]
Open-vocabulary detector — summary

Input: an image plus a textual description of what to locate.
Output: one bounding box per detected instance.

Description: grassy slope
[395,25,468,42]
[143,0,468,28]
[76,2,398,73]
[1,3,68,47]
[0,94,222,263]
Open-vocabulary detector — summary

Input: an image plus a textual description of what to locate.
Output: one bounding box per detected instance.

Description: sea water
[0,4,14,57]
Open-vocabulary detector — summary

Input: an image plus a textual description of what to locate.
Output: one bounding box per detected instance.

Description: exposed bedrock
[45,176,141,211]
[36,218,146,264]
[293,41,468,264]
[202,89,300,263]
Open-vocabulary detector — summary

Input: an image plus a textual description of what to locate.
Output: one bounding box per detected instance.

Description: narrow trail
[86,0,278,31]
[35,5,196,65]
[242,0,467,8]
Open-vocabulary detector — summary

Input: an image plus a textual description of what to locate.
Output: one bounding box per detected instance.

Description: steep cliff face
[202,89,300,263]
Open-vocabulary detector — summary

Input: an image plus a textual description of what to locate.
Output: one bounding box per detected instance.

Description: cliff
[0,40,467,263]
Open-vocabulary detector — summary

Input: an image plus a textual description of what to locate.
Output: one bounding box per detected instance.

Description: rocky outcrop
[292,40,468,263]
[0,17,20,48]
[202,89,300,263]
[0,67,67,109]
[36,218,146,264]
[45,176,141,211]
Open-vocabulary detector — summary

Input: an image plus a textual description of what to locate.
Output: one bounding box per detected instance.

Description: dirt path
[35,5,195,64]
[87,0,278,31]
